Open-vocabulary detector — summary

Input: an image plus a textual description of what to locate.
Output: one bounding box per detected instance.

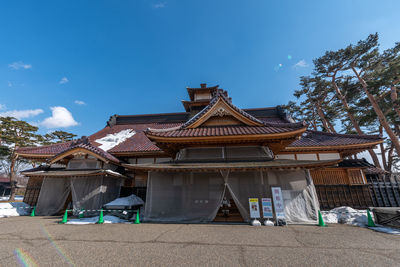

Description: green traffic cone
[59,210,68,224]
[134,210,140,224]
[318,210,326,227]
[367,210,376,227]
[96,209,104,224]
[79,208,84,219]
[30,206,36,217]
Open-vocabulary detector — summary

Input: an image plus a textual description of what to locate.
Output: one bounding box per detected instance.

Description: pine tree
[0,117,42,200]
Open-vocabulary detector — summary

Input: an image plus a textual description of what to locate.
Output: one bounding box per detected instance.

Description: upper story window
[176,146,273,161]
[66,158,101,170]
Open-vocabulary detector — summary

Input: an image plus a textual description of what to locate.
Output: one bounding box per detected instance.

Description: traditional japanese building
[17,84,383,223]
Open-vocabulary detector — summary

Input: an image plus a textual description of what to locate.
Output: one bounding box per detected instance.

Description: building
[16,84,383,222]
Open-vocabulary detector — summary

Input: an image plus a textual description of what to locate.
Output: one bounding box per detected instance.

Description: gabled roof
[146,91,306,138]
[48,137,120,165]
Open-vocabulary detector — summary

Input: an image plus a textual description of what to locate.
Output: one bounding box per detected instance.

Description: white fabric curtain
[144,171,225,222]
[227,170,319,223]
[36,178,71,216]
[144,169,319,224]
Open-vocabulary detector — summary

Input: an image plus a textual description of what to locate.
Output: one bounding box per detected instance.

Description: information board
[248,198,260,218]
[261,198,273,218]
[271,187,285,219]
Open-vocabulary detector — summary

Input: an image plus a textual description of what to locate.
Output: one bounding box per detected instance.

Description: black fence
[316,184,373,210]
[369,174,400,207]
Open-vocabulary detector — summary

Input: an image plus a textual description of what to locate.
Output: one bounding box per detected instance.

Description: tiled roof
[89,123,182,153]
[16,142,73,155]
[49,139,121,164]
[146,124,305,138]
[288,131,382,148]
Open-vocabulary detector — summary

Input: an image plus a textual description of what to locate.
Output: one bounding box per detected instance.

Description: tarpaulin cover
[36,178,71,216]
[35,176,122,216]
[144,172,225,222]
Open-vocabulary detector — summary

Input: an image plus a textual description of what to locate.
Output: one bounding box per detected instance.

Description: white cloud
[0,104,6,111]
[0,109,44,119]
[7,81,12,87]
[293,60,309,68]
[74,100,86,105]
[8,61,32,70]
[152,2,166,8]
[59,77,69,84]
[41,107,78,128]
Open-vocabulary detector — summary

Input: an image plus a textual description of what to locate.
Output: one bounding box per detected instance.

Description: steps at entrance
[214,199,244,222]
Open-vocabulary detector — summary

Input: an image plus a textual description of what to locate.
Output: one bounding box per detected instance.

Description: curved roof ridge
[49,137,120,164]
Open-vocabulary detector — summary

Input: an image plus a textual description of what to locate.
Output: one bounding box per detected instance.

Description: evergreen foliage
[286,33,400,172]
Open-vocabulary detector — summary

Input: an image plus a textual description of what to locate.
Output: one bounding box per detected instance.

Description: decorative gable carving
[186,97,264,128]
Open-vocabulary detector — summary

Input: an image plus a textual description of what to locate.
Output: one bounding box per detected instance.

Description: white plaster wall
[275,154,295,160]
[296,153,318,161]
[319,153,341,160]
[137,158,155,164]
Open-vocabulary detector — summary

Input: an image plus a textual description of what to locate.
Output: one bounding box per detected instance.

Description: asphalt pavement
[0,216,399,266]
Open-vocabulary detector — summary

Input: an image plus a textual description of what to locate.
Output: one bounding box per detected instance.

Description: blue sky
[1,0,400,137]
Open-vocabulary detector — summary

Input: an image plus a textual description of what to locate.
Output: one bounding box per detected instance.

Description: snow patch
[321,206,369,226]
[0,195,24,201]
[322,206,400,235]
[95,129,136,151]
[66,215,129,224]
[0,202,31,218]
[105,194,144,207]
[371,226,400,235]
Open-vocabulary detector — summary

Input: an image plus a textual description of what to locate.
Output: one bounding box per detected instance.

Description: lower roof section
[123,159,341,172]
[22,168,127,178]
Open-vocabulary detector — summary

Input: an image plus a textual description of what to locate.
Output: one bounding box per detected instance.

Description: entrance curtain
[144,171,225,222]
[36,178,71,216]
[144,169,319,223]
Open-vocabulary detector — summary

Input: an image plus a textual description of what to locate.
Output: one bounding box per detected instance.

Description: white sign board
[271,187,285,219]
[261,198,273,218]
[248,198,260,218]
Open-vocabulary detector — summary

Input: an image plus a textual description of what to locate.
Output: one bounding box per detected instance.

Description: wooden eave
[22,169,128,178]
[146,127,307,144]
[110,151,167,157]
[15,153,53,160]
[122,159,341,172]
[49,147,118,165]
[182,100,211,112]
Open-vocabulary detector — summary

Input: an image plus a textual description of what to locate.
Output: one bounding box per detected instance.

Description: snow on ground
[371,226,400,235]
[0,202,31,218]
[322,206,400,235]
[95,129,136,151]
[105,194,144,207]
[0,195,24,201]
[65,215,129,224]
[321,206,369,226]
